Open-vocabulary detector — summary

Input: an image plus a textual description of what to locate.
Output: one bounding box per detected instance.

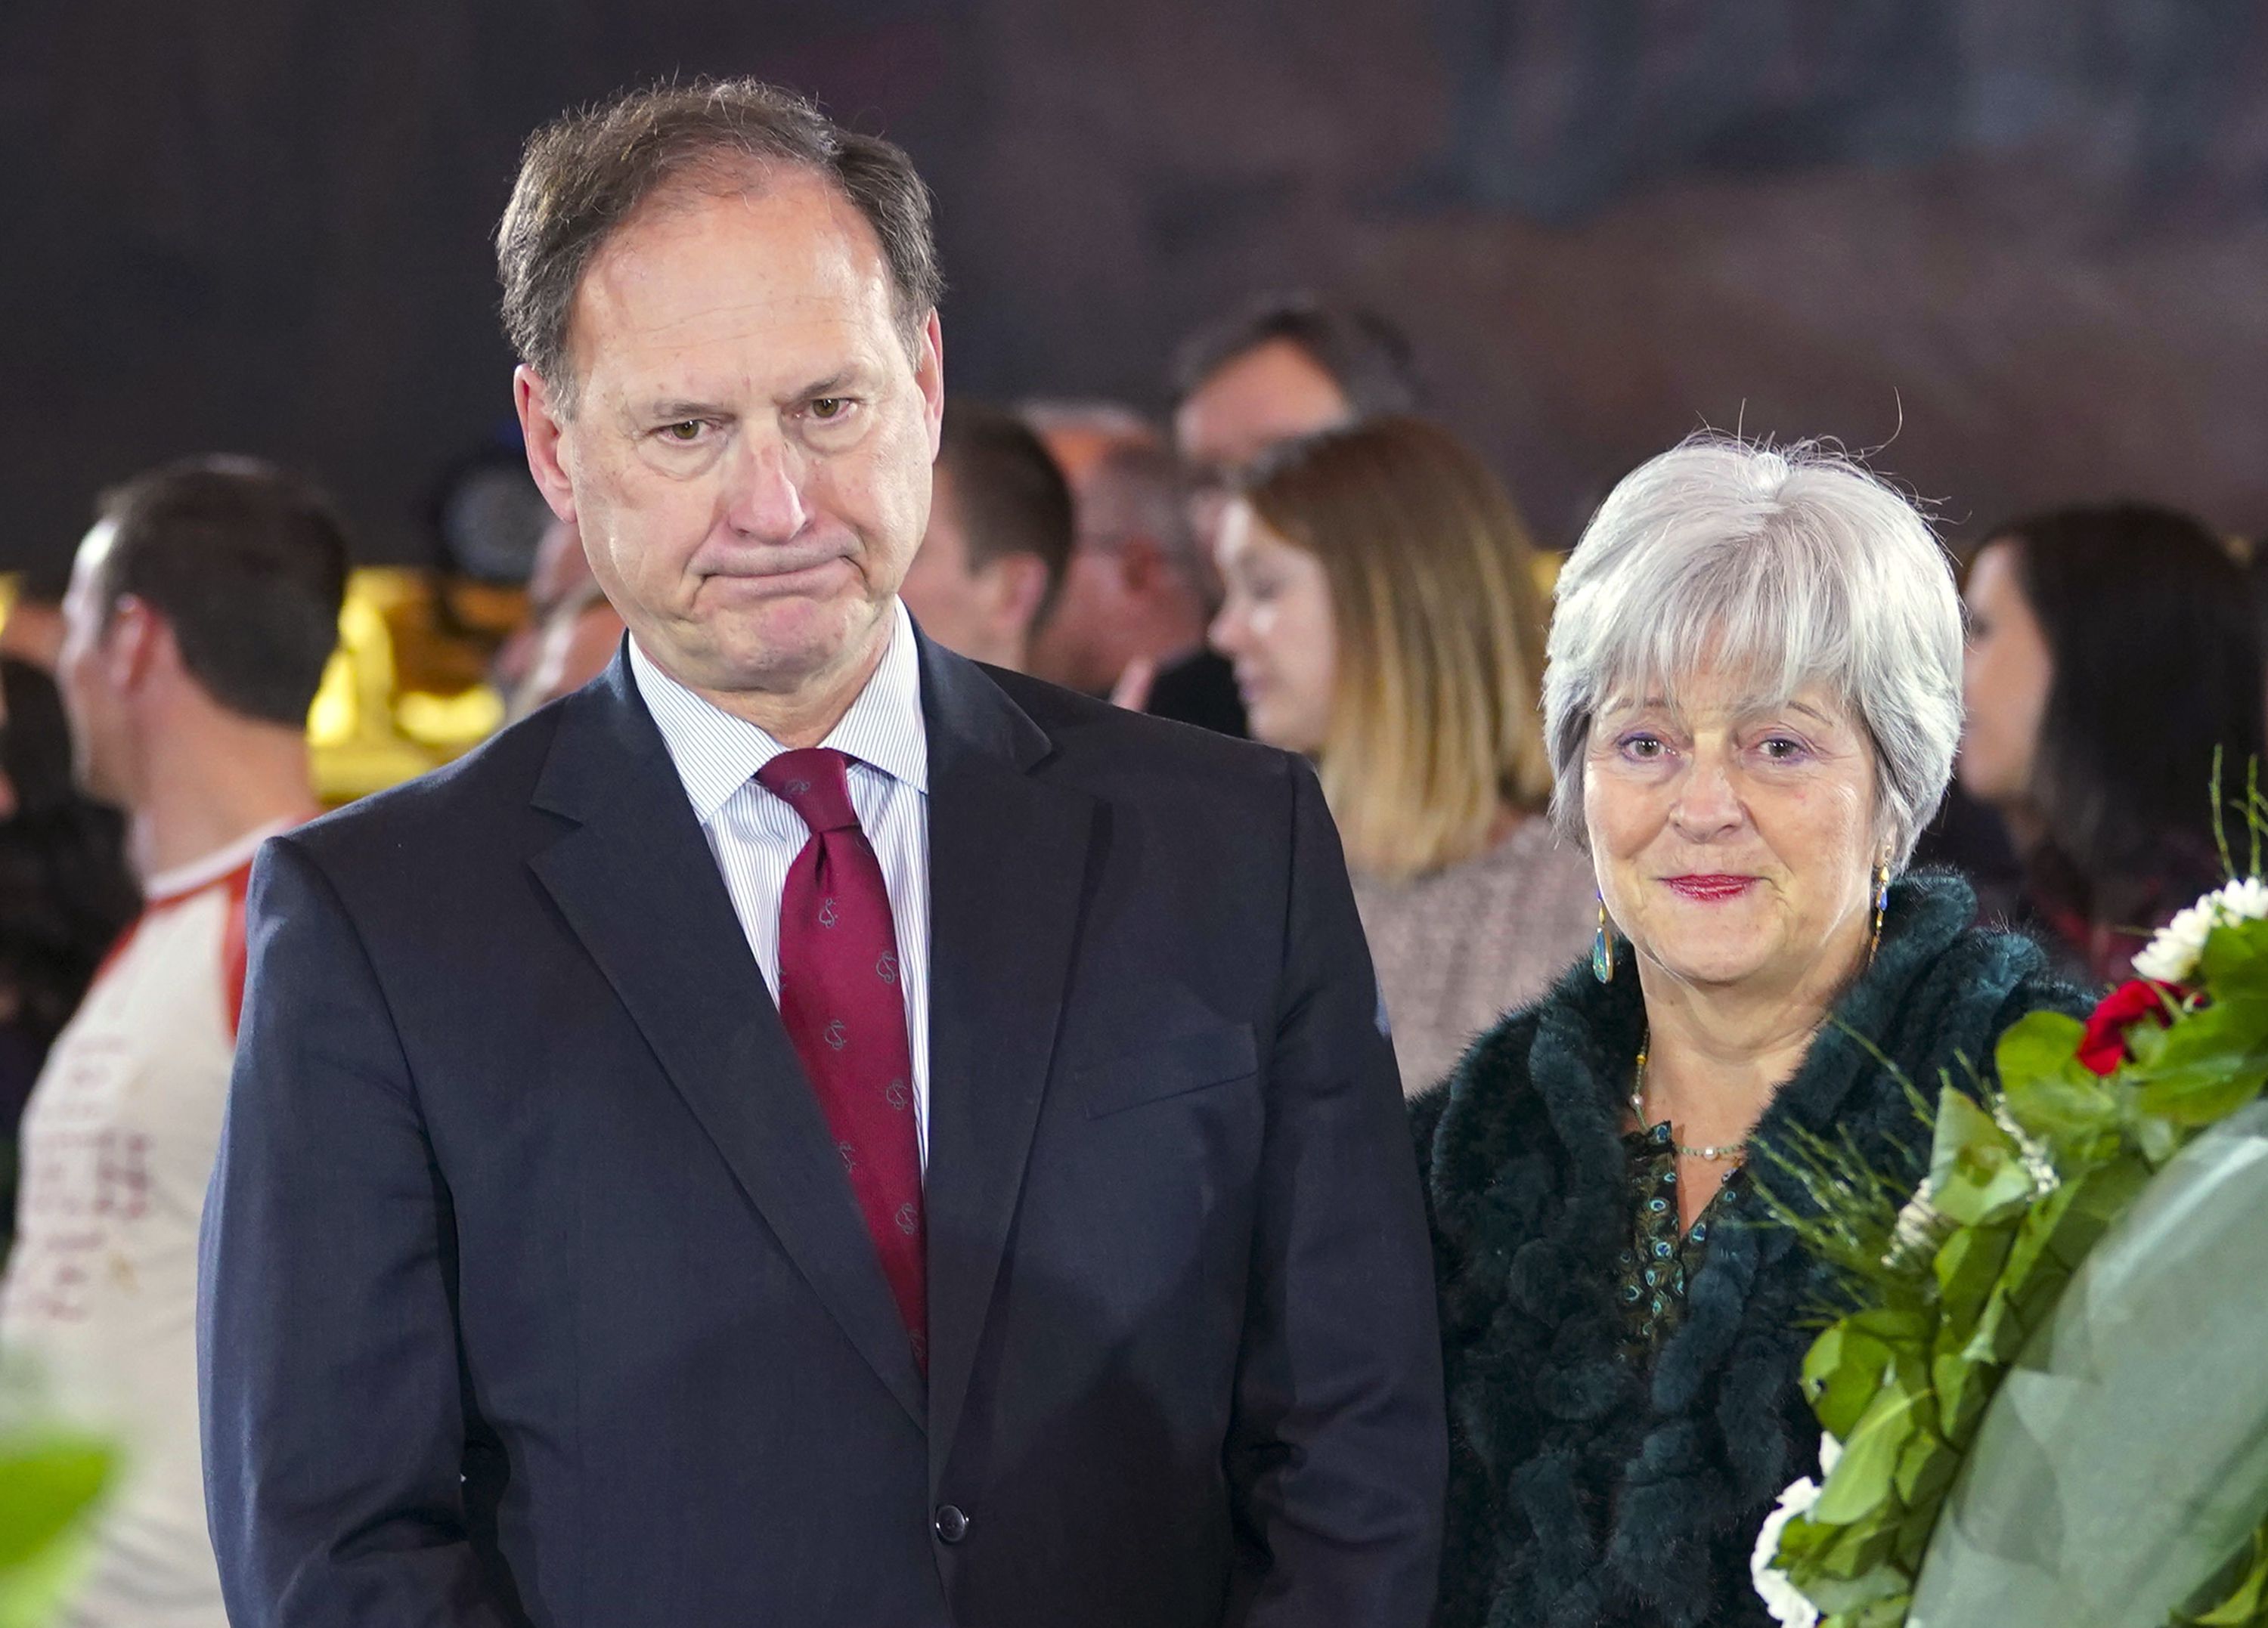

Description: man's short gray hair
[497,79,940,416]
[1542,435,1963,866]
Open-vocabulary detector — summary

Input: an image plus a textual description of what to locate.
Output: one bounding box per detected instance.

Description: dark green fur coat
[1411,873,2087,1628]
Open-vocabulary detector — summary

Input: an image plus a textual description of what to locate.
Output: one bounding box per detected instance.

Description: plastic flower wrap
[1754,787,2268,1628]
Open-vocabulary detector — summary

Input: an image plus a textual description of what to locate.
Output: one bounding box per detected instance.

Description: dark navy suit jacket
[197,630,1445,1626]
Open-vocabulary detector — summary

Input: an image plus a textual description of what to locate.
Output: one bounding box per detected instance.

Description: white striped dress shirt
[628,599,933,1166]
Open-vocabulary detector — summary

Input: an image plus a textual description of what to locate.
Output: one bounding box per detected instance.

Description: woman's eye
[1619,734,1665,761]
[1759,735,1808,761]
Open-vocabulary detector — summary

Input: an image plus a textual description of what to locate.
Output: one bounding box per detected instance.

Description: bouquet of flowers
[1752,785,2268,1628]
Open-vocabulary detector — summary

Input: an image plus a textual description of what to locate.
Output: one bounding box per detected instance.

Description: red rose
[2077,979,2181,1075]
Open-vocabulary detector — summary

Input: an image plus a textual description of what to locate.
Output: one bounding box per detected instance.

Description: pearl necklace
[1628,1046,1749,1162]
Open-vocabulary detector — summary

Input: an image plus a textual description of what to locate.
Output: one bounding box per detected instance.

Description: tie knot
[757,747,862,834]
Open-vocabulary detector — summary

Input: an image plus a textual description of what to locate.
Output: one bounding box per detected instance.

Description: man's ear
[983,554,1052,641]
[913,311,945,459]
[103,596,169,696]
[516,366,580,524]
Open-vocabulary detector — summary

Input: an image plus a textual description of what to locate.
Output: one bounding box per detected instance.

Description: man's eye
[661,420,705,443]
[809,398,851,421]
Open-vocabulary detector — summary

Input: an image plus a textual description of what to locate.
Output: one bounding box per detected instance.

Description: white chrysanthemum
[2134,900,2219,984]
[1751,1435,1841,1628]
[2216,876,2268,923]
[2133,876,2268,984]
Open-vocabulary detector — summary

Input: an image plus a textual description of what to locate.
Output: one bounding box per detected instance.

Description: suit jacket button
[933,1504,969,1544]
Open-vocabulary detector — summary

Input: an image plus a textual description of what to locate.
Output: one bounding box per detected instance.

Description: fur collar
[1416,872,2087,1628]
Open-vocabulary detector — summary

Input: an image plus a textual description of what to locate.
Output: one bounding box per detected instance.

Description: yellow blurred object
[307,568,513,806]
[397,686,505,747]
[0,574,18,625]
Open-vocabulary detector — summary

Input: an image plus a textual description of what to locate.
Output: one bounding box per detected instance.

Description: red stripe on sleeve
[222,862,254,1041]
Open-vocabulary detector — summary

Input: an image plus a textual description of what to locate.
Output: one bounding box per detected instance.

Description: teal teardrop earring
[1591,894,1615,983]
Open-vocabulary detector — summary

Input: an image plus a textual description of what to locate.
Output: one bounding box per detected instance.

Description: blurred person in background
[1417,438,2084,1628]
[1027,441,1223,713]
[1018,397,1157,490]
[0,563,70,670]
[1171,292,1420,507]
[1142,292,1421,734]
[491,512,596,694]
[0,655,138,1217]
[897,398,1071,672]
[1960,503,2264,985]
[1210,416,1593,1091]
[507,575,627,720]
[0,457,345,1628]
[1021,400,1234,717]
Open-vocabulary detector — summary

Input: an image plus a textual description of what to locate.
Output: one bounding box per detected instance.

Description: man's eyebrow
[789,369,860,400]
[643,398,732,422]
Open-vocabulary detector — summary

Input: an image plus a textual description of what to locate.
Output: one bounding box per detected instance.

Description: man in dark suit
[197,78,1444,1627]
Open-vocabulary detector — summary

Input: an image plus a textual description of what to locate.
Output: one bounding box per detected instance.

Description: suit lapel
[527,657,926,1431]
[916,639,1097,1473]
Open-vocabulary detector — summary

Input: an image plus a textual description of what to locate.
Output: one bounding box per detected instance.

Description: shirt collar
[629,597,928,824]
[142,815,302,903]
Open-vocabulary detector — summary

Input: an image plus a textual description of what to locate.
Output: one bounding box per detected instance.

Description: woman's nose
[1669,756,1743,838]
[1208,600,1244,657]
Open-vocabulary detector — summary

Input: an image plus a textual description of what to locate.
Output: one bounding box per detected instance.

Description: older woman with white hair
[1414,438,2087,1628]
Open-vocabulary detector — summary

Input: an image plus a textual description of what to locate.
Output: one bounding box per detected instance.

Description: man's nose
[722,443,809,543]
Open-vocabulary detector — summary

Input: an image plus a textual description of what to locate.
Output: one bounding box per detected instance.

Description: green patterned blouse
[1616,1120,1737,1357]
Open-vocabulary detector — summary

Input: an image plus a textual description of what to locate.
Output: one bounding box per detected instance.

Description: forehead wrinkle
[568,175,897,407]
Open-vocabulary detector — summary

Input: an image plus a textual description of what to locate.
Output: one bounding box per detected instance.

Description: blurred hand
[1110,655,1157,713]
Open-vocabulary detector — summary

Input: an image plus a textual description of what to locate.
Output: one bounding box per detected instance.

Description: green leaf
[0,1429,115,1628]
[2133,1110,2184,1167]
[0,1435,112,1571]
[1925,1091,2040,1227]
[1994,1011,2089,1088]
[1933,1349,1991,1446]
[1893,1494,1943,1571]
[1803,1558,1906,1614]
[1932,1221,2015,1333]
[2200,917,2268,1004]
[2006,1069,2124,1153]
[2128,1019,2174,1067]
[1775,1510,1838,1571]
[2172,1509,2268,1626]
[1805,1323,1897,1441]
[1814,1386,1921,1526]
[2132,1030,2268,1128]
[1962,1279,2028,1366]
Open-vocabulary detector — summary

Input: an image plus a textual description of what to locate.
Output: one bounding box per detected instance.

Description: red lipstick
[1664,874,1754,901]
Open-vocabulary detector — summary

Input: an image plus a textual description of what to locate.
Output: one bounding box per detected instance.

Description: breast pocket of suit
[1080,1022,1260,1119]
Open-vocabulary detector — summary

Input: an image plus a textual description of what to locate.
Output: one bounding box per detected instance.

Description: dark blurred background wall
[4,0,2265,570]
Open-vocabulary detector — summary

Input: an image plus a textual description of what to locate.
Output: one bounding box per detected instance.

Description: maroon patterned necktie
[757,747,927,1366]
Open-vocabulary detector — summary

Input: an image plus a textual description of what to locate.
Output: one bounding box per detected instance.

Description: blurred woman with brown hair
[1210,415,1594,1091]
[1961,503,2264,985]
